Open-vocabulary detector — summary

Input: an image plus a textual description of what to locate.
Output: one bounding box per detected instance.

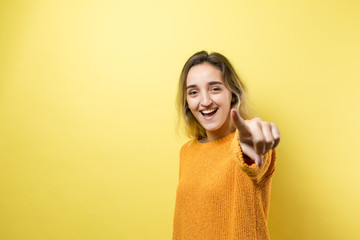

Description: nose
[200,92,213,107]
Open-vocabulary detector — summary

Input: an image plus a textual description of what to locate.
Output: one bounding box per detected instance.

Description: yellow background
[1,0,359,239]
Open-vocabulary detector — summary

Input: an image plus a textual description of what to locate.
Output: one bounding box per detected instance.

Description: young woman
[172,51,280,240]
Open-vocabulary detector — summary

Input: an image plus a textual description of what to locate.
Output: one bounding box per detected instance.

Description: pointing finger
[231,109,251,141]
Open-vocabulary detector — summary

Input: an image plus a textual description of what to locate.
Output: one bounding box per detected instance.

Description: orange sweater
[172,129,276,240]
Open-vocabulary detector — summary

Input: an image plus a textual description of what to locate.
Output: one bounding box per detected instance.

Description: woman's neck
[203,124,236,143]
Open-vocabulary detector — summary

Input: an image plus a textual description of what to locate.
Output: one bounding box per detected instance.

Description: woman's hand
[231,109,281,167]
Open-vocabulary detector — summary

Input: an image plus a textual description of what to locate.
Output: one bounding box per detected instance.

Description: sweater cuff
[231,129,276,183]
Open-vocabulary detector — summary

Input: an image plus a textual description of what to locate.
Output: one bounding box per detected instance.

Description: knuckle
[254,137,265,145]
[249,117,261,125]
[253,117,262,122]
[247,120,255,126]
[270,122,279,130]
[254,121,262,129]
[262,121,270,127]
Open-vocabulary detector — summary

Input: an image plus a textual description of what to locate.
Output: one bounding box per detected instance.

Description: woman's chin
[202,123,223,133]
[201,120,233,137]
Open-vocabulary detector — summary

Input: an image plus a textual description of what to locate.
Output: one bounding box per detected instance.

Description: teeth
[201,109,216,114]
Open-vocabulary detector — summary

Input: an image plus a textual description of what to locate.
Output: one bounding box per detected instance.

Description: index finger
[231,109,251,140]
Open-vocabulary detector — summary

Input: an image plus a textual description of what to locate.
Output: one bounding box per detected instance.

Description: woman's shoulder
[180,138,197,153]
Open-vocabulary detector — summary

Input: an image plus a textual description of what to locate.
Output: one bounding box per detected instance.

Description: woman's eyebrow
[208,81,223,86]
[186,84,197,89]
[186,81,223,89]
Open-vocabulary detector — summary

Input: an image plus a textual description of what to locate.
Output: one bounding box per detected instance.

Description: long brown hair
[176,50,253,139]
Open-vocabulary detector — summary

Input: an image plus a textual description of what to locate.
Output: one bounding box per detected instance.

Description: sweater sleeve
[231,129,277,184]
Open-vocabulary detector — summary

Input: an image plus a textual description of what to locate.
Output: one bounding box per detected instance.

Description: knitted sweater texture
[172,129,276,240]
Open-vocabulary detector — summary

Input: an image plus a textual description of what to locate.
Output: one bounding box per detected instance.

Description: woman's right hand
[231,109,281,167]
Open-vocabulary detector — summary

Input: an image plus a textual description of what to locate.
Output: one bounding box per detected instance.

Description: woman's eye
[188,91,198,95]
[211,87,221,92]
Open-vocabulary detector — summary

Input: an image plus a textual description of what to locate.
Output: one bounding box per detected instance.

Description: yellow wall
[1,0,359,239]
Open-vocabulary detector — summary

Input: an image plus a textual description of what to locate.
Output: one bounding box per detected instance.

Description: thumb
[240,142,263,167]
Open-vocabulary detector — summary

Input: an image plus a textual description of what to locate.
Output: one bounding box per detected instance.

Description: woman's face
[186,63,233,140]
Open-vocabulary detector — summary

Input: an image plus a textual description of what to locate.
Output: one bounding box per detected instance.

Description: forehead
[186,63,223,86]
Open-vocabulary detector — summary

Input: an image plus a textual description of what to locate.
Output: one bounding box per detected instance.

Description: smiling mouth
[200,108,218,117]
